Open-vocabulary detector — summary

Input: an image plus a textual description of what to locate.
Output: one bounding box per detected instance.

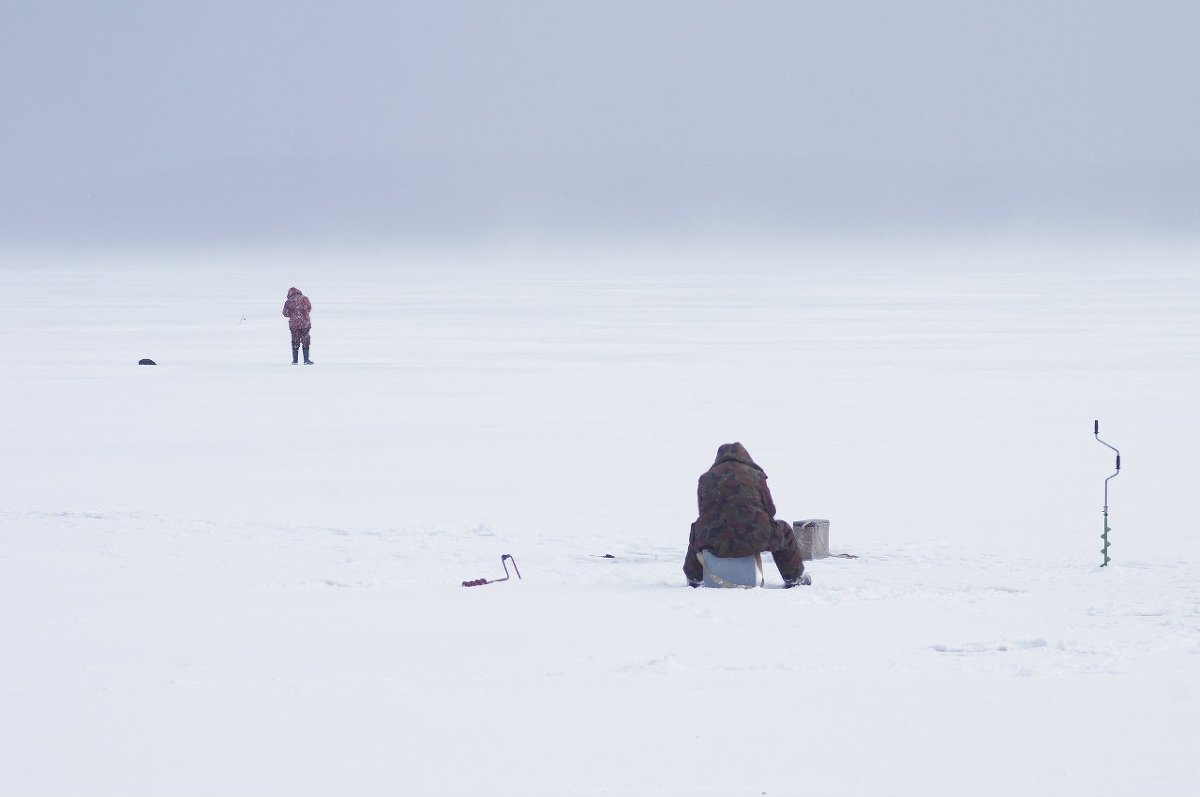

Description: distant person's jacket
[282,288,312,331]
[686,442,790,559]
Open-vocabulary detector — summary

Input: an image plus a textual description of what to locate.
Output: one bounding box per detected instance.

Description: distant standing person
[282,287,315,365]
[683,442,809,587]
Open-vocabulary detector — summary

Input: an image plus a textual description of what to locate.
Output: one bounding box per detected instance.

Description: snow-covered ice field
[2,240,1198,796]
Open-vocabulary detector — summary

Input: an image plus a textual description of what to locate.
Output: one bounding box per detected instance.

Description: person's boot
[302,346,314,365]
[292,346,299,365]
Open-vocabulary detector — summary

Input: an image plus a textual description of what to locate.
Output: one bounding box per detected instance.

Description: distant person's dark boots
[292,346,299,365]
[303,346,314,365]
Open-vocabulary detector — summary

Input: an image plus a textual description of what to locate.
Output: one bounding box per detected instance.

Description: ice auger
[1093,420,1121,567]
[461,554,522,587]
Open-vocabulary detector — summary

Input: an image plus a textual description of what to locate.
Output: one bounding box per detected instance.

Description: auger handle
[1094,419,1120,464]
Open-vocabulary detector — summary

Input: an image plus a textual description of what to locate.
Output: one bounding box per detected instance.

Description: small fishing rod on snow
[1093,420,1121,567]
[462,554,522,587]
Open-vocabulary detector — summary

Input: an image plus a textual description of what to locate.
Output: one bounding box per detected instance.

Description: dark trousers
[290,326,311,348]
[767,520,806,581]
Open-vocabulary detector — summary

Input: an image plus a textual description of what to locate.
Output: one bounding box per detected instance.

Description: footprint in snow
[932,638,1049,654]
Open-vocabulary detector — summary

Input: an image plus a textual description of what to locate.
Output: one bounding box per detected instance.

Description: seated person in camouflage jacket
[683,442,809,588]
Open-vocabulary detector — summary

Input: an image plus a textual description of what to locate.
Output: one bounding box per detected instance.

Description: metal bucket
[793,519,830,560]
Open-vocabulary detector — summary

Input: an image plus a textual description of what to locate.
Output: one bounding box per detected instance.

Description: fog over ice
[2,1,1197,245]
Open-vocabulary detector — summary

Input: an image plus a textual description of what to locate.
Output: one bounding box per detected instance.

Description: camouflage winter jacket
[686,442,790,560]
[282,287,312,331]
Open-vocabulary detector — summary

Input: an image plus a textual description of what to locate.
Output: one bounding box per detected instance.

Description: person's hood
[713,442,764,473]
[287,287,302,299]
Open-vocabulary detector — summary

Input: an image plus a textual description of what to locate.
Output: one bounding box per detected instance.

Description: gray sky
[2,0,1197,244]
